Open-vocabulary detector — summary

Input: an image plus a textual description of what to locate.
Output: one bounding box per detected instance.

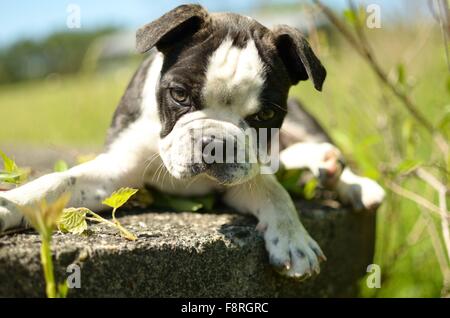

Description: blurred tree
[0,27,117,84]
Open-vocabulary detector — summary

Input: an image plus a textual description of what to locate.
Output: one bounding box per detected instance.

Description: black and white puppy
[0,5,385,279]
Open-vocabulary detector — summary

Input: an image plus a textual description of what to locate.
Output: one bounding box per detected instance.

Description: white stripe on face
[203,38,266,118]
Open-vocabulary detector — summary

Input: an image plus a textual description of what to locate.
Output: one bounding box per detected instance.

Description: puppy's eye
[254,108,275,121]
[169,87,190,105]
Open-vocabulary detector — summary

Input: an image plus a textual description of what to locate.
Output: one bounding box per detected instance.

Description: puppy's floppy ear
[136,4,209,53]
[272,25,326,91]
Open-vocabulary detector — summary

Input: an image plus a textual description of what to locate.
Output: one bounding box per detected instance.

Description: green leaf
[0,171,22,183]
[343,6,365,25]
[0,150,18,173]
[102,187,139,209]
[196,194,215,211]
[57,282,69,298]
[58,208,88,235]
[343,9,357,25]
[153,193,204,212]
[303,178,318,200]
[170,198,203,212]
[395,159,422,176]
[0,150,27,184]
[396,63,406,86]
[279,169,302,190]
[54,160,69,172]
[280,170,305,196]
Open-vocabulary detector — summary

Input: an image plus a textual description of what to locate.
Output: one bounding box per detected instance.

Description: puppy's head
[137,4,326,185]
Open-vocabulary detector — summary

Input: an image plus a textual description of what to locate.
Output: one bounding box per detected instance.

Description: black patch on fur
[107,5,326,147]
[136,4,208,54]
[105,53,155,146]
[156,12,293,138]
[272,25,327,90]
[279,98,333,150]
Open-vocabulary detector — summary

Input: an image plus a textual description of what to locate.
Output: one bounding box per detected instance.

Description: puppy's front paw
[262,222,326,280]
[0,197,25,233]
[337,172,385,211]
[316,144,345,188]
[281,142,345,188]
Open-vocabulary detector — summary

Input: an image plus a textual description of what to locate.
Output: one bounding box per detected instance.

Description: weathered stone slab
[0,201,375,297]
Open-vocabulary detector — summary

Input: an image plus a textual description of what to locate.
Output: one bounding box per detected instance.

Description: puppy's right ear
[272,25,326,91]
[136,4,209,54]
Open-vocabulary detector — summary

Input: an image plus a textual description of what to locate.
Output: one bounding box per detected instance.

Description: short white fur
[203,38,266,117]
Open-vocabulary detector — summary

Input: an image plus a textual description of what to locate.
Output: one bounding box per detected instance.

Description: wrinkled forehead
[202,36,265,117]
[159,13,289,116]
[160,14,270,79]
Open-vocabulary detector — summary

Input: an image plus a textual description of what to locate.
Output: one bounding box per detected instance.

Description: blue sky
[0,0,430,48]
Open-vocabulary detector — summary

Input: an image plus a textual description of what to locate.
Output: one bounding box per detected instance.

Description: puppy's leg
[281,98,385,210]
[223,174,326,279]
[280,142,384,210]
[0,53,162,232]
[336,168,385,211]
[0,152,147,232]
[280,141,345,188]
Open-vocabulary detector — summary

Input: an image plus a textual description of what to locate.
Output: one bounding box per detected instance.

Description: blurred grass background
[0,66,136,146]
[293,27,449,297]
[0,0,449,297]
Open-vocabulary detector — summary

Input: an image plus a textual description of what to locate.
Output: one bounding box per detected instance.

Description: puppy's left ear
[136,4,209,53]
[272,25,326,91]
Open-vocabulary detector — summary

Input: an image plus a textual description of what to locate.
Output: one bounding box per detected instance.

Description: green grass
[0,65,137,147]
[291,27,449,297]
[0,26,448,297]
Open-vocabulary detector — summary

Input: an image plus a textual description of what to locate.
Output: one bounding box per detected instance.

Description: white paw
[0,197,24,232]
[337,170,385,211]
[315,144,345,188]
[261,221,326,280]
[280,142,345,188]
